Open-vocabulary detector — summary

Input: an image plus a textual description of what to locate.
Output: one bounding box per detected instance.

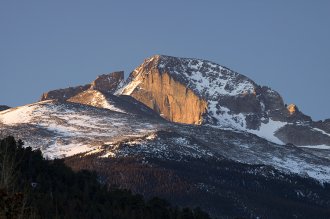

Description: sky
[0,0,329,120]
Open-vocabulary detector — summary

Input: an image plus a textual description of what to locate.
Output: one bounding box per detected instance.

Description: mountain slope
[0,100,329,182]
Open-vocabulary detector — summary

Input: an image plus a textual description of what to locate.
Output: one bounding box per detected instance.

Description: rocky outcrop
[90,71,124,94]
[40,84,91,101]
[40,71,124,101]
[276,125,330,146]
[0,105,10,111]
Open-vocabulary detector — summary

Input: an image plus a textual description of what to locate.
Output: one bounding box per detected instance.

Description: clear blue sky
[1,0,329,120]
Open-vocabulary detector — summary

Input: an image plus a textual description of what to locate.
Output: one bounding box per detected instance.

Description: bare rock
[90,71,124,94]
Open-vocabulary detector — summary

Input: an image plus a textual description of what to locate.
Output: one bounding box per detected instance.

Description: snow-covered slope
[0,100,162,158]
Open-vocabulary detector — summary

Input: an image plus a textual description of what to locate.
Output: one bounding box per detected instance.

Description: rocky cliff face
[40,71,124,101]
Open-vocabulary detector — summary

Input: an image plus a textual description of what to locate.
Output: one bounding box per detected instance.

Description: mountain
[118,55,329,147]
[1,55,330,218]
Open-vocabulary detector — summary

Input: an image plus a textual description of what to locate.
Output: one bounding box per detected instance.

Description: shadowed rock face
[276,125,330,146]
[0,105,10,111]
[40,84,91,101]
[40,71,124,101]
[314,119,330,133]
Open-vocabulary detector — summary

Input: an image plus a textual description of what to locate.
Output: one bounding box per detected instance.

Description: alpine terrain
[1,55,330,218]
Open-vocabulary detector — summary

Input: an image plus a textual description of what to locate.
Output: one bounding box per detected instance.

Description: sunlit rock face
[120,63,207,124]
[90,71,124,94]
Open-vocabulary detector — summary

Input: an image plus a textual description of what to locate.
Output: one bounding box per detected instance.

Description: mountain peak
[120,55,263,125]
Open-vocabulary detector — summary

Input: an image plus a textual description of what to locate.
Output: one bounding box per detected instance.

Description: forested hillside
[0,136,210,219]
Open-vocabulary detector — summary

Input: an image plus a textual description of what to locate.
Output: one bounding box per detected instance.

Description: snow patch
[250,119,287,145]
[44,141,93,159]
[0,105,37,124]
[299,145,330,150]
